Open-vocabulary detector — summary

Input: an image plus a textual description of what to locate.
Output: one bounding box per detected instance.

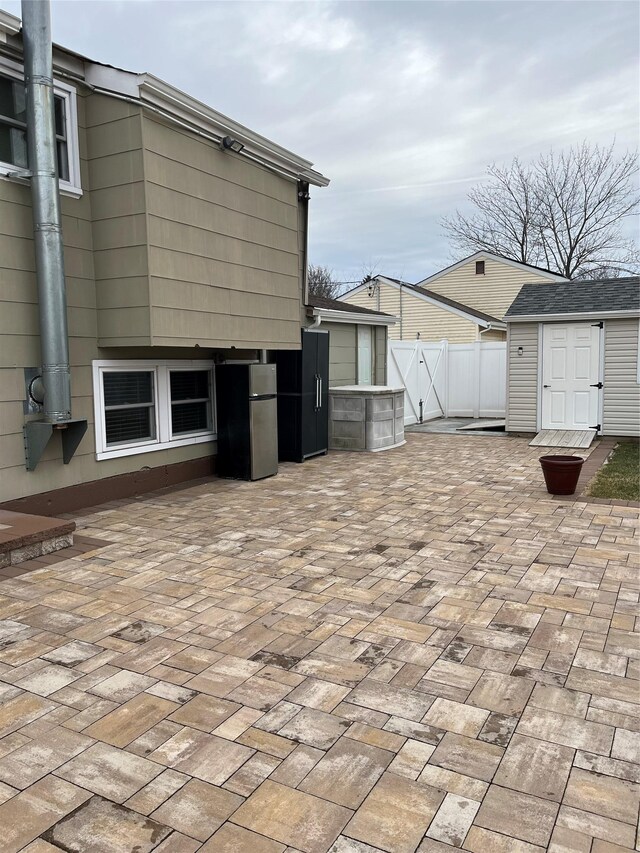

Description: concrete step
[0,510,75,567]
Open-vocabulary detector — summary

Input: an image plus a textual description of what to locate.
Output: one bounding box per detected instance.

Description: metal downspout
[298,181,310,307]
[22,0,86,470]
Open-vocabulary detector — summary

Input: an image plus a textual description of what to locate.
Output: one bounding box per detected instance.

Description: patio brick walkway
[0,433,638,852]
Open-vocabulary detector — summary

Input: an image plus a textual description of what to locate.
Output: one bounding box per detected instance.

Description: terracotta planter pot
[539,455,585,495]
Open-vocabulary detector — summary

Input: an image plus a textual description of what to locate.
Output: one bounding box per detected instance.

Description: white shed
[504,277,640,438]
[305,295,397,387]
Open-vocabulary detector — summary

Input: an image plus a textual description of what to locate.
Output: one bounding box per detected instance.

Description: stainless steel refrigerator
[215,363,278,480]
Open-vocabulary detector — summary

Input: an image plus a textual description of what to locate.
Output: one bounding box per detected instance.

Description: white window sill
[96,432,216,462]
[0,169,83,199]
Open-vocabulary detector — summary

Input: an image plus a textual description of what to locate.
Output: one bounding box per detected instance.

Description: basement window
[93,360,216,460]
[475,260,485,275]
[0,57,81,196]
[170,369,213,437]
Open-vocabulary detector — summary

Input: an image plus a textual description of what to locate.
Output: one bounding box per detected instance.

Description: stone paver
[0,433,637,851]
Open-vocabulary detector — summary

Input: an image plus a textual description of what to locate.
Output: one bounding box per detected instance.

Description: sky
[3,0,638,285]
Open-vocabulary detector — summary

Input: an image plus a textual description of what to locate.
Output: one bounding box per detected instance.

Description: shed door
[541,322,601,430]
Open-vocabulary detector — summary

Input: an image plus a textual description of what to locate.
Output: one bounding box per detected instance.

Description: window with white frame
[0,57,81,195]
[93,360,216,460]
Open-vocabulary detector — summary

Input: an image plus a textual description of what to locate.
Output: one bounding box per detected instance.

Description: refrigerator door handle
[315,374,320,410]
[318,376,322,408]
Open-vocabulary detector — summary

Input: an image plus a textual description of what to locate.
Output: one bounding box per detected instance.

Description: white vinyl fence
[388,340,507,425]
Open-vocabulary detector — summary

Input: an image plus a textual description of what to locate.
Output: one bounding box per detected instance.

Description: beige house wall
[88,94,151,347]
[0,64,311,503]
[424,257,555,320]
[143,116,303,349]
[344,281,479,342]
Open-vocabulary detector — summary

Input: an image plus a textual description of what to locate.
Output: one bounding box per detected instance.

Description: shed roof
[307,295,393,317]
[505,277,640,320]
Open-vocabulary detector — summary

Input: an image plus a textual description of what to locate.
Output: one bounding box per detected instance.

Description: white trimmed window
[92,360,216,460]
[0,56,81,196]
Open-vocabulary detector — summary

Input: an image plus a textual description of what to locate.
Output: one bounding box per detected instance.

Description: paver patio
[0,432,638,852]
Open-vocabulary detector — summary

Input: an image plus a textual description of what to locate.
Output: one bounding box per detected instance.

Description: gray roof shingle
[505,277,640,318]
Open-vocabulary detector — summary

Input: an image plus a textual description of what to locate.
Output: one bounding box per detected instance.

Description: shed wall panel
[603,318,640,436]
[505,323,539,432]
[321,322,357,386]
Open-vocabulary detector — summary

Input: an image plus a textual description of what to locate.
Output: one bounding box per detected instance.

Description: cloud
[3,0,638,281]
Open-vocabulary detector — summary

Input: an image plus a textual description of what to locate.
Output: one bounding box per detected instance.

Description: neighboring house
[343,252,568,342]
[504,277,640,437]
[0,10,328,512]
[343,275,506,342]
[305,295,396,386]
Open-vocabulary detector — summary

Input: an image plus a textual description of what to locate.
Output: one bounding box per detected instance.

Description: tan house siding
[425,257,555,320]
[603,319,640,436]
[142,116,302,349]
[480,328,507,342]
[0,64,315,503]
[87,94,151,347]
[344,281,478,342]
[505,323,539,432]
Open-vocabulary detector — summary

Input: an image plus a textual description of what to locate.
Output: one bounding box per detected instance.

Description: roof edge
[343,276,503,327]
[0,10,20,40]
[506,309,640,322]
[417,251,569,286]
[80,64,329,187]
[310,306,397,326]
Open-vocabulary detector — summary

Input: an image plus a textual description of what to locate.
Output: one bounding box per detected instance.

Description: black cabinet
[275,329,329,462]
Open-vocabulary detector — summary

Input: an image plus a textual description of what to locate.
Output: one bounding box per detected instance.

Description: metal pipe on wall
[21,0,86,471]
[22,0,71,423]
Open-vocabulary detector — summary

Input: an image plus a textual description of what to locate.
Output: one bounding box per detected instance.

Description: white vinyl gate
[388,340,507,425]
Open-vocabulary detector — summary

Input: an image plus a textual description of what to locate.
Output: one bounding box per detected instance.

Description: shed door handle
[543,384,550,388]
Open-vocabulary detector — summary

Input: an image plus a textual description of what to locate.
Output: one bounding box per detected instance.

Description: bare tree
[443,142,639,279]
[307,264,341,299]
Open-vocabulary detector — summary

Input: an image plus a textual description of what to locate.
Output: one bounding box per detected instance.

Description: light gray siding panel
[603,319,640,436]
[506,323,539,432]
[375,326,387,385]
[322,322,357,387]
